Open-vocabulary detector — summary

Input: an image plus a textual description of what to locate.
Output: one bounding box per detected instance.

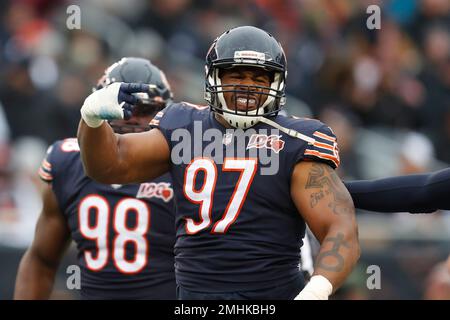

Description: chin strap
[258,117,316,145]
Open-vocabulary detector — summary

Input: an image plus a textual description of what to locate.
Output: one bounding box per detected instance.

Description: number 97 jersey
[151,103,340,295]
[38,138,176,299]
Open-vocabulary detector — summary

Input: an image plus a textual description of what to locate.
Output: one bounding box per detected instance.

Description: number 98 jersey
[38,138,176,299]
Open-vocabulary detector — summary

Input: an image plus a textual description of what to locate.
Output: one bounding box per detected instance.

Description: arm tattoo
[305,163,354,215]
[315,233,350,272]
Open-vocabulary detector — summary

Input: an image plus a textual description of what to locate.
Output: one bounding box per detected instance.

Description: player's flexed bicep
[291,161,360,299]
[77,83,170,184]
[114,127,170,183]
[78,121,170,184]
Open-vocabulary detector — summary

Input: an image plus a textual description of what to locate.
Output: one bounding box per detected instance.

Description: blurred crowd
[0,0,448,299]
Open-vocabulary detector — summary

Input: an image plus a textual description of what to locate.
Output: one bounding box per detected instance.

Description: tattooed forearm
[305,163,354,215]
[315,233,350,272]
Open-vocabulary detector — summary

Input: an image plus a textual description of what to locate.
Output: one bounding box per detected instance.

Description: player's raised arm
[77,82,170,184]
[291,161,360,299]
[14,184,71,299]
[344,168,450,213]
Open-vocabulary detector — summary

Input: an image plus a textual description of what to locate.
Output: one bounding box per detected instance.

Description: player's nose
[237,76,257,91]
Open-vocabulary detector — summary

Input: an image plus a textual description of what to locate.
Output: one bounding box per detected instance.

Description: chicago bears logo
[136,182,174,202]
[247,134,285,153]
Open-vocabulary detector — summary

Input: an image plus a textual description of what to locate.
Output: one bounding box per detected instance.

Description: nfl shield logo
[222,133,233,146]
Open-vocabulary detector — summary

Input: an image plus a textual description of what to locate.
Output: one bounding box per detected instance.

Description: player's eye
[255,77,268,83]
[229,73,243,79]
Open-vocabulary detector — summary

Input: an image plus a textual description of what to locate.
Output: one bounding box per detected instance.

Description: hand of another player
[80,82,150,128]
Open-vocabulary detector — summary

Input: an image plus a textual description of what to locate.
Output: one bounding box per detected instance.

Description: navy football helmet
[95,57,173,133]
[205,26,287,129]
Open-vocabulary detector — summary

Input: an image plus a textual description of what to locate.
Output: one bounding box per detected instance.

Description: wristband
[295,275,333,300]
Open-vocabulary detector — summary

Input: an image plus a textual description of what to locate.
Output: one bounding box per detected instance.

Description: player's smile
[233,94,259,112]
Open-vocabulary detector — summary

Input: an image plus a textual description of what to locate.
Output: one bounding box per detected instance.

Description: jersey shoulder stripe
[313,131,336,142]
[304,149,339,168]
[276,115,340,169]
[150,102,210,144]
[38,138,80,183]
[38,165,53,182]
[304,127,340,168]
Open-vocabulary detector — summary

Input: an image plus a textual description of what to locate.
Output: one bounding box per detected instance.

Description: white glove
[80,82,149,128]
[295,275,333,300]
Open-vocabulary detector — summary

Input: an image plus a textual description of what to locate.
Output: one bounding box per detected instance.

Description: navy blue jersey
[151,102,340,294]
[38,138,176,299]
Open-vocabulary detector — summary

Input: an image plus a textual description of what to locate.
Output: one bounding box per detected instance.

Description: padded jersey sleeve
[149,110,169,139]
[149,103,184,147]
[291,120,340,170]
[37,138,81,213]
[38,142,61,183]
[38,138,80,184]
[150,102,206,150]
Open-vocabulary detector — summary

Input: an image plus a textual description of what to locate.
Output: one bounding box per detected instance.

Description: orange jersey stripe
[304,150,340,167]
[313,141,334,151]
[41,159,52,171]
[38,167,53,181]
[313,131,336,142]
[305,149,339,161]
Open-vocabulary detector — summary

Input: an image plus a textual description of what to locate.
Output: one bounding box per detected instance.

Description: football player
[14,57,176,299]
[77,26,360,300]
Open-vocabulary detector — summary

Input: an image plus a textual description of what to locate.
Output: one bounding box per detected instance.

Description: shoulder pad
[150,102,208,131]
[38,138,80,183]
[276,115,340,168]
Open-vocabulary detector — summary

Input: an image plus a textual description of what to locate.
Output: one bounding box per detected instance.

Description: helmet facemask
[206,65,286,129]
[204,26,288,129]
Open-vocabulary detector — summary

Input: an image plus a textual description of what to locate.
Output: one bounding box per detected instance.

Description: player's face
[220,67,271,112]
